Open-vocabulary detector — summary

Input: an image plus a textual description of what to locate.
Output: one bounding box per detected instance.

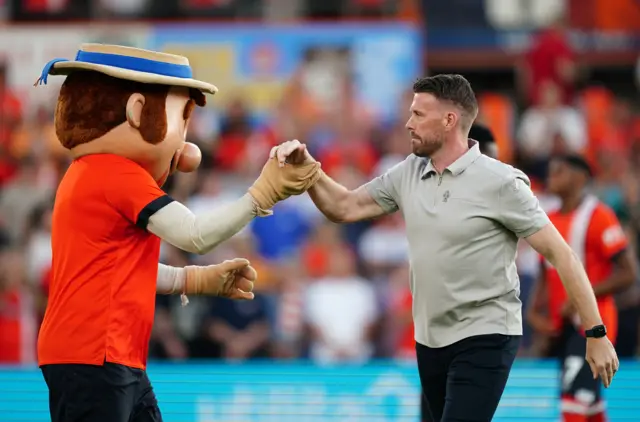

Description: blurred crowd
[1,0,418,21]
[0,1,640,366]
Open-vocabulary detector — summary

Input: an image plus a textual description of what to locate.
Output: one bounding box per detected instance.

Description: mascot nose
[176,142,202,173]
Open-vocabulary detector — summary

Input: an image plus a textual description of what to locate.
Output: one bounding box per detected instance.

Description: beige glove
[248,149,322,212]
[183,258,257,300]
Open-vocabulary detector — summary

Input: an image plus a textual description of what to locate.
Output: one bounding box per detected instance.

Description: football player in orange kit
[527,154,636,422]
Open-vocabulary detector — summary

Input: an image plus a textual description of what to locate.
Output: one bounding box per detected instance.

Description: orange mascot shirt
[38,154,173,369]
[544,200,626,342]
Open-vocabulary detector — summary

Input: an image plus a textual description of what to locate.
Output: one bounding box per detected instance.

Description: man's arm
[496,170,602,329]
[525,225,603,329]
[307,174,387,223]
[272,139,404,224]
[307,156,408,223]
[494,172,618,387]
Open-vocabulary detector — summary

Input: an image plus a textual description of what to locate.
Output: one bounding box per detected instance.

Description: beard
[411,131,445,158]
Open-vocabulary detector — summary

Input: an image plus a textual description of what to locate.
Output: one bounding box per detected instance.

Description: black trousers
[417,334,520,422]
[41,362,162,422]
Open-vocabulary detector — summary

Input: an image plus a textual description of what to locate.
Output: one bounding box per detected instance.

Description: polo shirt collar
[422,140,481,179]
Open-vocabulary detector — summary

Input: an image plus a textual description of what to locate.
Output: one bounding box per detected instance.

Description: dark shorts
[41,362,162,422]
[417,334,520,422]
[555,323,604,412]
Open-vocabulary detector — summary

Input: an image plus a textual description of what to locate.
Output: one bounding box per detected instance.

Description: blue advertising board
[1,360,639,421]
[146,23,422,123]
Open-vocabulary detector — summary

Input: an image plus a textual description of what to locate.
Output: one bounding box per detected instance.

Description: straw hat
[34,43,218,95]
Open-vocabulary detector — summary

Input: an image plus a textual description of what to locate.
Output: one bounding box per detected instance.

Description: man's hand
[270,139,316,166]
[586,336,619,388]
[248,139,322,212]
[184,258,257,300]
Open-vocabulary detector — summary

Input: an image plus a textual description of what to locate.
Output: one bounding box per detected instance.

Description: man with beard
[269,74,620,422]
[418,120,498,421]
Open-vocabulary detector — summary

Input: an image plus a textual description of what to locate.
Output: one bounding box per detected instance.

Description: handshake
[173,140,322,303]
[247,139,322,215]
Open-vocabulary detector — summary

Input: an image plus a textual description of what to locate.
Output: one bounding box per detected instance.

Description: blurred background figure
[303,245,379,364]
[527,155,636,422]
[0,0,639,420]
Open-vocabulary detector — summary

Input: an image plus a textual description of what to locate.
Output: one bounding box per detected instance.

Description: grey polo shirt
[365,141,550,348]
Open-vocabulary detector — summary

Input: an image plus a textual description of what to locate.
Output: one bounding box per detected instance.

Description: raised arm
[147,153,322,255]
[148,194,259,255]
[307,175,387,223]
[272,139,403,224]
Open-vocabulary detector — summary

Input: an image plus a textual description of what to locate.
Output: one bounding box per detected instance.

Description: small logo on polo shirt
[511,179,521,192]
[443,190,450,202]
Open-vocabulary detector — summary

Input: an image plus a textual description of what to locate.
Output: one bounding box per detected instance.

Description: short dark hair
[412,74,478,129]
[552,154,593,178]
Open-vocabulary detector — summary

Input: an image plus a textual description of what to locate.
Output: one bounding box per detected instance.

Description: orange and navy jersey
[544,198,626,341]
[38,154,173,370]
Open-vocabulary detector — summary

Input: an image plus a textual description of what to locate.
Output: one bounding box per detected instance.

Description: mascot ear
[125,93,146,129]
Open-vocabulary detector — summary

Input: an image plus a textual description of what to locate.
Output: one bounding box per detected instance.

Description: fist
[269,139,315,167]
[217,258,257,300]
[174,142,202,173]
[184,258,258,301]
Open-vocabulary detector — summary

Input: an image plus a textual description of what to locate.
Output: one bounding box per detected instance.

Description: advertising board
[148,23,421,122]
[1,360,638,421]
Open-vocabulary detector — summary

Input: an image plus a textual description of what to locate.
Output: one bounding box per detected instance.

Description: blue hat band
[35,50,193,86]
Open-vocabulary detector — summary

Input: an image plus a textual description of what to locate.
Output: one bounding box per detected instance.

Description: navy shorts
[41,362,162,422]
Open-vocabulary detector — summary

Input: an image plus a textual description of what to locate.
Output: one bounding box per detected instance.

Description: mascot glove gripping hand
[181,258,257,304]
[248,156,322,213]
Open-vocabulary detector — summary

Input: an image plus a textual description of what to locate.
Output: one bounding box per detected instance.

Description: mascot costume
[35,44,321,422]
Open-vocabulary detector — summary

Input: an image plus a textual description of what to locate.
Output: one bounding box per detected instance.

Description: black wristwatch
[585,325,607,339]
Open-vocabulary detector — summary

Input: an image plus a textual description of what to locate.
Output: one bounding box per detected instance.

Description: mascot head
[35,43,218,185]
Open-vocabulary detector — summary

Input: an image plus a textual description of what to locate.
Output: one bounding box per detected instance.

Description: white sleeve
[156,263,185,294]
[147,193,259,255]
